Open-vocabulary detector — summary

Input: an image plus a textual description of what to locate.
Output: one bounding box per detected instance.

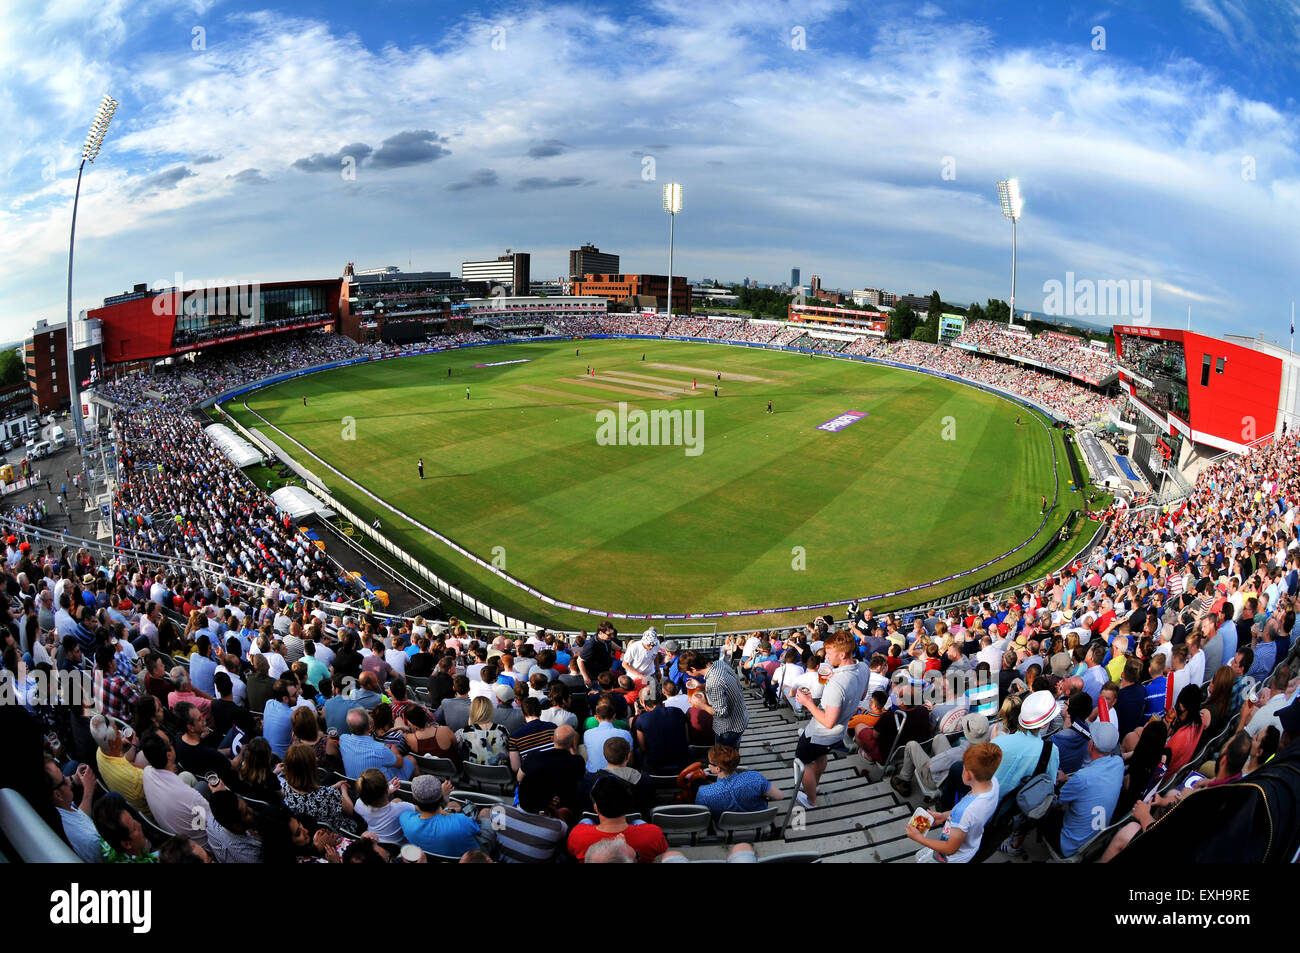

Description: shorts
[795,735,835,764]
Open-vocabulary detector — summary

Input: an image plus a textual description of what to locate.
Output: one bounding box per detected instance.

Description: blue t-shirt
[1058,754,1124,855]
[993,730,1060,792]
[1080,665,1107,704]
[935,781,1000,863]
[399,810,480,858]
[262,700,294,758]
[583,724,633,772]
[694,770,771,818]
[189,654,218,696]
[324,695,353,735]
[1143,675,1167,718]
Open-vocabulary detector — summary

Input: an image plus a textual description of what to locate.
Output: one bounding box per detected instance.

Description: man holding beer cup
[679,649,749,749]
[794,630,871,809]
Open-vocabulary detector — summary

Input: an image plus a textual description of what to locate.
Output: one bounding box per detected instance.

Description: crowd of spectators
[954,320,1117,382]
[9,575,790,863]
[4,316,1289,865]
[2,402,1295,864]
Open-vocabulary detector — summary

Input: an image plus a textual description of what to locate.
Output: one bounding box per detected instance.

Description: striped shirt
[705,662,748,735]
[340,733,402,780]
[492,805,568,863]
[508,719,555,760]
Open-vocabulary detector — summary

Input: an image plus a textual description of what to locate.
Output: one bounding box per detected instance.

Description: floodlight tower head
[997,178,1023,222]
[83,95,118,163]
[662,182,683,215]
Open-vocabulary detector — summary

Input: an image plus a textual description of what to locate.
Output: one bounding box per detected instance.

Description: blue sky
[2,0,1298,343]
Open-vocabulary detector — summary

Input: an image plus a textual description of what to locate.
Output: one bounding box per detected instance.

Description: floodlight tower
[66,94,119,445]
[663,183,683,318]
[996,178,1023,326]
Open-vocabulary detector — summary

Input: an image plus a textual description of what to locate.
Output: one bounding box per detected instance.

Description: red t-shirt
[568,822,669,863]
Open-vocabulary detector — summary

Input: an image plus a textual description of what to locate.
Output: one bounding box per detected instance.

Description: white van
[29,440,51,460]
[51,426,65,448]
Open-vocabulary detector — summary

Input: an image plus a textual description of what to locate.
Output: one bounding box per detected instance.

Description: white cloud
[0,3,1297,339]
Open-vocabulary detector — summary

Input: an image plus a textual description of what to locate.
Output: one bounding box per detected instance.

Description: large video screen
[1119,333,1189,419]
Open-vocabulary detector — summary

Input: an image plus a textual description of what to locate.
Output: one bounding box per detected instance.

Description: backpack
[1014,739,1058,820]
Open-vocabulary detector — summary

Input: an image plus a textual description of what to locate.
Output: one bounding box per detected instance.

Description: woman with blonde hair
[183,608,205,646]
[989,694,1021,741]
[456,696,509,765]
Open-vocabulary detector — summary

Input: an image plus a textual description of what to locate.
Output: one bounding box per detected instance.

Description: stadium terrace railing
[205,334,1082,630]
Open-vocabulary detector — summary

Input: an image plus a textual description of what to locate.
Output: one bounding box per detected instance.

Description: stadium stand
[953,320,1117,383]
[2,322,1296,864]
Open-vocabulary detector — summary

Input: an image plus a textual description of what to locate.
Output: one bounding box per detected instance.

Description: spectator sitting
[1051,691,1096,775]
[583,736,653,818]
[167,666,212,724]
[456,696,510,766]
[693,743,783,819]
[140,733,211,847]
[399,774,488,858]
[906,742,1003,863]
[492,774,569,863]
[567,775,668,863]
[350,671,385,711]
[92,792,157,863]
[989,691,1060,813]
[1004,719,1123,858]
[399,703,460,764]
[581,697,634,772]
[541,681,577,729]
[46,756,101,863]
[891,711,990,801]
[519,724,586,820]
[353,767,416,845]
[341,707,416,781]
[201,790,263,863]
[90,713,149,818]
[633,684,690,774]
[281,742,356,834]
[434,675,473,733]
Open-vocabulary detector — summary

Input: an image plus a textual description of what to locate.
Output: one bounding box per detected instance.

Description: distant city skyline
[3,1,1298,343]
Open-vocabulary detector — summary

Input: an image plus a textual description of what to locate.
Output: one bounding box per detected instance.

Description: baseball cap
[661,640,680,654]
[1020,691,1057,731]
[410,774,444,806]
[493,682,514,705]
[1090,720,1120,754]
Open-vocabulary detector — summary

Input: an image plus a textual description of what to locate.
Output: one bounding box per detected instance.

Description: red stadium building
[88,279,343,365]
[1113,325,1288,484]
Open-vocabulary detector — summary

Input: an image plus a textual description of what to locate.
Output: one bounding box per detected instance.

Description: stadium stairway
[668,691,919,862]
[667,690,1042,862]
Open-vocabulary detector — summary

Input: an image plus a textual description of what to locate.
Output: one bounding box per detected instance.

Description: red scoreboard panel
[1113,325,1282,453]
